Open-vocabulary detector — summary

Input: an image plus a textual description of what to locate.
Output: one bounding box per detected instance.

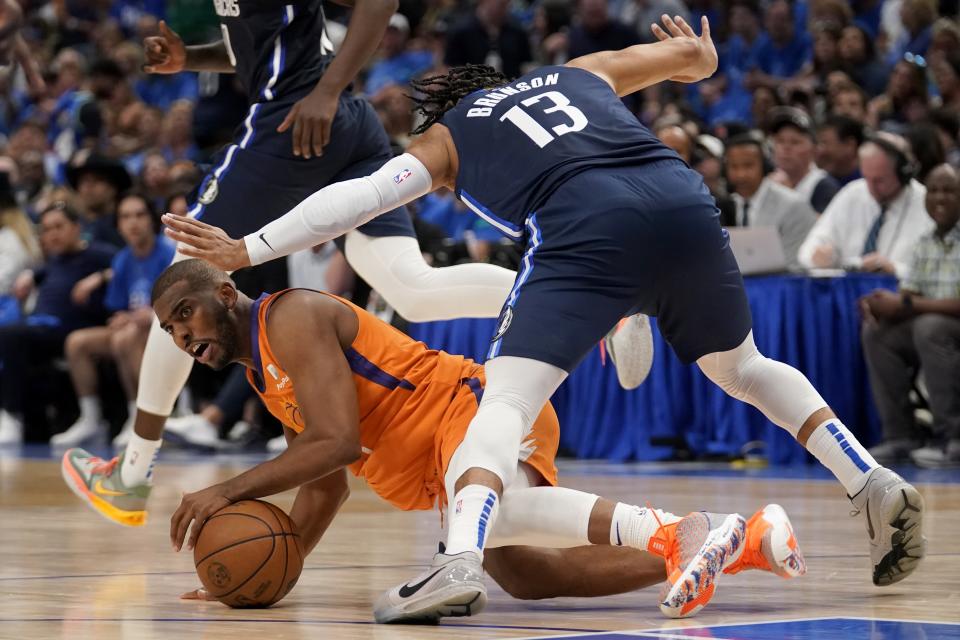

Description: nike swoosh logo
[398,568,444,598]
[865,498,876,540]
[94,479,127,497]
[616,522,622,546]
[259,233,275,251]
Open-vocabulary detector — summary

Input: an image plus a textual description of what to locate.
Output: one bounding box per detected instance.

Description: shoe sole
[60,451,146,527]
[761,504,807,578]
[374,582,487,624]
[659,513,746,619]
[873,484,926,587]
[606,315,654,390]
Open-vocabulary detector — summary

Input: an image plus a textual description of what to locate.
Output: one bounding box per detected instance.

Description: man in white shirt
[724,133,818,268]
[798,132,933,277]
[769,107,841,213]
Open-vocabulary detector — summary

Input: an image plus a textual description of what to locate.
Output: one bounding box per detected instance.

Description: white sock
[610,503,681,551]
[120,433,162,486]
[444,484,500,559]
[805,419,879,495]
[78,396,102,425]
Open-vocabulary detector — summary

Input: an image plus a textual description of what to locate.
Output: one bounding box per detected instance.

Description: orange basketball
[193,500,304,608]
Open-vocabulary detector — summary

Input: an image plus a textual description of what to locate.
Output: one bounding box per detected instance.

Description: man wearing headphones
[723,133,818,268]
[799,132,932,276]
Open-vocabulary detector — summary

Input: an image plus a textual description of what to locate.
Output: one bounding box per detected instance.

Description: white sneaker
[603,313,654,390]
[50,419,107,448]
[373,551,487,623]
[0,411,23,446]
[267,434,288,453]
[164,414,222,449]
[850,467,926,586]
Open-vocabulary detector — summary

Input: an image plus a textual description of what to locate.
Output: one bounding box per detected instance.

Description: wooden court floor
[1,452,958,640]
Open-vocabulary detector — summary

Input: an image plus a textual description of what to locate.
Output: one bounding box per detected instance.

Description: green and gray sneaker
[61,448,151,527]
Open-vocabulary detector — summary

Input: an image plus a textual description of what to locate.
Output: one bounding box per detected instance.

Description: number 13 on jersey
[500,91,589,148]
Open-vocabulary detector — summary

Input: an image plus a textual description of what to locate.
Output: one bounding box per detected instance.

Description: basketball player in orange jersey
[134,259,805,621]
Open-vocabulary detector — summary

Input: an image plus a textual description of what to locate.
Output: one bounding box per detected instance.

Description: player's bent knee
[484,548,554,600]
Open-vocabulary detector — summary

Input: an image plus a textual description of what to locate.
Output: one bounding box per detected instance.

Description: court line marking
[0,563,424,582]
[0,618,601,633]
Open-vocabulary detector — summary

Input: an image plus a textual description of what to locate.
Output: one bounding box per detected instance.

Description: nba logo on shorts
[198,176,219,205]
[393,169,413,184]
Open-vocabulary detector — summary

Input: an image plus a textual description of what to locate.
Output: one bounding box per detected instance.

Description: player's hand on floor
[163,214,251,271]
[180,587,217,601]
[650,15,717,83]
[143,20,186,74]
[170,485,232,552]
[277,86,340,159]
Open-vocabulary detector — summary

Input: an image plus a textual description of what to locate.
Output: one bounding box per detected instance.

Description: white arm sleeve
[243,153,434,266]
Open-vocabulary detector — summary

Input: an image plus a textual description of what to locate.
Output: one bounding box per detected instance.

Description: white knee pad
[697,331,827,437]
[447,356,567,490]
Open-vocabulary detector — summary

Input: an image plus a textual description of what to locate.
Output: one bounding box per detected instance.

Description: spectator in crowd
[830,81,869,121]
[746,0,812,91]
[158,100,200,163]
[723,133,818,267]
[654,122,694,163]
[816,114,866,185]
[906,123,947,182]
[612,0,689,45]
[567,0,639,60]
[0,181,40,298]
[0,202,114,445]
[694,0,760,126]
[928,17,960,64]
[885,0,938,68]
[444,0,532,79]
[364,14,434,97]
[52,192,174,447]
[838,23,889,96]
[531,0,574,66]
[751,84,783,131]
[929,107,960,167]
[371,84,415,153]
[66,151,132,248]
[769,106,841,213]
[868,55,931,130]
[799,132,932,276]
[860,163,960,466]
[788,21,843,96]
[933,51,960,111]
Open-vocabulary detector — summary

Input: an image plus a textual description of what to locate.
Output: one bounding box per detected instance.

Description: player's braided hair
[408,64,510,135]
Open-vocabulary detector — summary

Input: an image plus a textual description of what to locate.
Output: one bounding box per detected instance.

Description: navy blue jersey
[215,0,333,103]
[441,65,680,239]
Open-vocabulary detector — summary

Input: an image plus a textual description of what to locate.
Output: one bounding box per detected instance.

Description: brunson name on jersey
[466,73,560,118]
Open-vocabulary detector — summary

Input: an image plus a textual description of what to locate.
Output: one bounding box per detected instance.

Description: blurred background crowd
[0,0,958,466]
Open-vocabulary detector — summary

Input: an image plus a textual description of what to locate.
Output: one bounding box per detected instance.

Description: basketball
[193,500,304,608]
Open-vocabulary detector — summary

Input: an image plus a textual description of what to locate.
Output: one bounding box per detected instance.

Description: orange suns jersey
[247,290,559,511]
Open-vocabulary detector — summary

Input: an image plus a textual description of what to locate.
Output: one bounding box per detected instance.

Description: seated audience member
[51,193,174,447]
[838,23,888,97]
[364,14,434,97]
[444,0,532,79]
[769,107,841,213]
[0,203,115,445]
[0,184,40,300]
[884,0,937,68]
[745,0,812,91]
[830,82,869,122]
[860,164,960,467]
[723,133,817,268]
[800,132,932,275]
[66,151,133,248]
[654,122,695,164]
[816,115,865,185]
[867,57,930,130]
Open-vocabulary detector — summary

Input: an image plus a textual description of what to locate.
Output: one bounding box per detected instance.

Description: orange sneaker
[724,503,806,578]
[648,512,746,619]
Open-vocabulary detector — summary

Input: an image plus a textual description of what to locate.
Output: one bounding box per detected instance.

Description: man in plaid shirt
[860,164,960,467]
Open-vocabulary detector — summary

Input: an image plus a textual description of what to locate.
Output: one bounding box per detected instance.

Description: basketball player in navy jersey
[61,0,552,527]
[162,15,925,622]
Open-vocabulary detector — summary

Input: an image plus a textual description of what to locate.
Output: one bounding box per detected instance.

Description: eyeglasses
[904,52,927,68]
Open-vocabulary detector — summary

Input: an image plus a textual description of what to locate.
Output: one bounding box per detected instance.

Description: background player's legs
[53,327,115,446]
[343,232,516,321]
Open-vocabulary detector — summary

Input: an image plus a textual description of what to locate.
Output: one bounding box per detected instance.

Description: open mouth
[190,342,210,359]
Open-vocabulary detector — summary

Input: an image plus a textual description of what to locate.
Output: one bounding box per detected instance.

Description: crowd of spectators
[0,0,957,465]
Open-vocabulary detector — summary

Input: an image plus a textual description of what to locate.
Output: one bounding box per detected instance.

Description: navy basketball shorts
[488,159,753,372]
[187,91,414,243]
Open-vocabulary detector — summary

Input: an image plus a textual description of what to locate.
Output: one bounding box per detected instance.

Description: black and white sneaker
[373,551,487,623]
[849,467,926,586]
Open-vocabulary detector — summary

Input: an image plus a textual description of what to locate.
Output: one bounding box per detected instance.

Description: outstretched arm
[566,15,717,97]
[163,127,455,270]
